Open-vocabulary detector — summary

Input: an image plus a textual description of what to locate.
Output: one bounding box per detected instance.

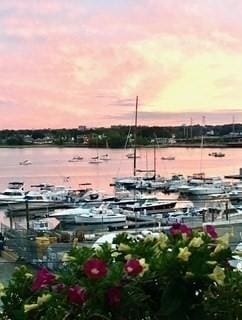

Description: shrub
[0,224,242,320]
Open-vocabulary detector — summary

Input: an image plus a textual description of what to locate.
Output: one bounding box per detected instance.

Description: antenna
[133,96,138,177]
[190,117,193,139]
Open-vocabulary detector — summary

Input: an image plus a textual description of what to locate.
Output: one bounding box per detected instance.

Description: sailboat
[100,140,111,160]
[89,156,103,164]
[88,137,103,164]
[126,152,141,159]
[114,96,143,188]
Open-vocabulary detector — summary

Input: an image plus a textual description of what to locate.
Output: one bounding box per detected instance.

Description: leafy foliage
[0,225,241,319]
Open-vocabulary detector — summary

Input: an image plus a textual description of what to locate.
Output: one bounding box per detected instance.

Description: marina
[0,146,242,278]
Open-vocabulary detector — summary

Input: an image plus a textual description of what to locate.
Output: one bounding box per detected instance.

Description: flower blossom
[84,258,108,280]
[125,258,148,277]
[204,225,218,239]
[62,253,76,263]
[32,267,56,292]
[170,224,192,237]
[68,285,87,305]
[189,237,204,248]
[24,294,52,313]
[157,232,168,249]
[37,293,52,305]
[208,265,225,286]
[118,243,131,253]
[0,283,5,297]
[214,233,230,254]
[107,287,122,307]
[177,247,192,262]
[24,303,39,313]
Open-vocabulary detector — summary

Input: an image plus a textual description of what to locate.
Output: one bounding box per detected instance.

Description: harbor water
[0,146,241,280]
[0,146,241,192]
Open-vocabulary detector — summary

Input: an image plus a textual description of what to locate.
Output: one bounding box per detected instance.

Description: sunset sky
[1,0,242,129]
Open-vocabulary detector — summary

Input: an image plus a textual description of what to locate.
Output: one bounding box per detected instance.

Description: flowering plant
[1,224,242,320]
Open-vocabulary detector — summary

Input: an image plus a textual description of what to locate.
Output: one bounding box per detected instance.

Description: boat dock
[224,167,242,180]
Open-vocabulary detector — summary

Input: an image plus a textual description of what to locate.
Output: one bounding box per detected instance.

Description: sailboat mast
[133,96,138,177]
[153,143,156,179]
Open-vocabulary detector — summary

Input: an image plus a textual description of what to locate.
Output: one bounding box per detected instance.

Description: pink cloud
[0,1,242,128]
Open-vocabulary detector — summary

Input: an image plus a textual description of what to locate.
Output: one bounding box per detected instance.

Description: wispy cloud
[0,0,242,128]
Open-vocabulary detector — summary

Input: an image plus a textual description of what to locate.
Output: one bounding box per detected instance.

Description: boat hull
[74,214,126,224]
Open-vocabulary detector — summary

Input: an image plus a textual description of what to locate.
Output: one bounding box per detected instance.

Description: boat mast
[153,143,156,179]
[133,96,138,177]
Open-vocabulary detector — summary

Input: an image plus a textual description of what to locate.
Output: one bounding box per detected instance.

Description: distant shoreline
[0,143,241,149]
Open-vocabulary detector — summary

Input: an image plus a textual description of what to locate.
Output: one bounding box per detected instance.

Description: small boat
[89,157,103,164]
[126,153,141,159]
[208,152,225,157]
[19,160,32,165]
[161,156,175,160]
[100,154,111,161]
[68,156,83,162]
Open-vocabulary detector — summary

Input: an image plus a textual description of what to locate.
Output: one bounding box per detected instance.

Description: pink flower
[32,267,56,292]
[84,258,108,280]
[124,259,143,277]
[107,287,122,307]
[204,225,218,239]
[68,285,87,305]
[170,223,192,237]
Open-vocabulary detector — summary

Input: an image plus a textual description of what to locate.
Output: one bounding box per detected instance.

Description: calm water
[0,146,241,280]
[0,146,241,193]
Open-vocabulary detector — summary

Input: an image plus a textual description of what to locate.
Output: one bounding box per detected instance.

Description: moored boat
[161,156,175,160]
[19,160,32,165]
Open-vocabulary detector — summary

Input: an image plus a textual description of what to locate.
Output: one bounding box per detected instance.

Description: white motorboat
[161,156,175,160]
[0,185,26,204]
[7,190,64,211]
[88,157,103,164]
[179,176,227,199]
[74,209,126,225]
[124,199,177,215]
[100,154,111,161]
[68,156,83,162]
[19,160,32,165]
[50,202,101,223]
[126,153,141,159]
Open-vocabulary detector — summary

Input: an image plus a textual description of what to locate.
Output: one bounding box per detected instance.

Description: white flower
[118,243,131,253]
[178,247,192,262]
[24,303,39,313]
[189,237,204,248]
[62,253,76,262]
[206,260,217,265]
[158,232,168,249]
[111,251,121,258]
[0,283,5,297]
[139,258,149,277]
[37,293,52,306]
[144,234,159,242]
[208,266,225,286]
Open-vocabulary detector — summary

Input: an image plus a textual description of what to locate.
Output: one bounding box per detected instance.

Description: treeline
[0,123,241,148]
